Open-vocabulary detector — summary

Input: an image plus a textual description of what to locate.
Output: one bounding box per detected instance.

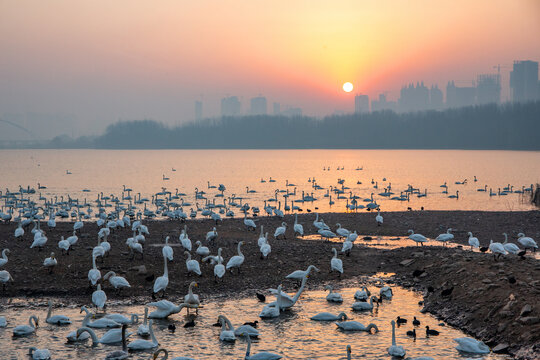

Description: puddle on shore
[1,281,509,359]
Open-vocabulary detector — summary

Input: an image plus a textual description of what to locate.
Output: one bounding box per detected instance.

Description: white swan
[380,286,393,299]
[468,232,480,249]
[310,312,347,321]
[268,275,310,309]
[76,325,133,344]
[154,253,169,295]
[286,265,319,282]
[244,213,257,231]
[454,337,490,354]
[241,332,282,360]
[0,269,13,289]
[347,231,358,242]
[330,248,343,277]
[218,315,236,342]
[195,241,210,257]
[104,313,139,325]
[138,307,150,337]
[104,271,131,290]
[148,300,186,319]
[489,240,507,258]
[375,210,383,226]
[354,286,370,301]
[435,228,454,245]
[43,252,57,273]
[274,222,287,239]
[220,315,259,337]
[13,315,39,336]
[341,240,353,256]
[162,236,173,261]
[258,226,267,247]
[313,213,330,230]
[293,214,303,236]
[260,236,271,259]
[14,221,24,238]
[30,233,47,250]
[0,249,9,267]
[517,233,538,252]
[325,285,343,303]
[181,231,192,252]
[104,325,129,360]
[184,281,200,309]
[58,236,71,255]
[88,255,101,286]
[213,248,225,281]
[336,321,379,333]
[206,227,218,242]
[28,347,51,360]
[92,283,107,310]
[66,230,78,247]
[81,311,121,328]
[259,285,282,318]
[318,228,336,241]
[352,296,375,311]
[335,223,350,238]
[502,233,520,254]
[127,319,158,350]
[408,230,427,246]
[45,300,71,324]
[185,251,202,276]
[226,241,245,273]
[0,316,7,327]
[387,320,406,358]
[151,348,195,360]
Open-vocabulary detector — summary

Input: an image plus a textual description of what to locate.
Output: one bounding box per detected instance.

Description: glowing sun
[343,82,353,93]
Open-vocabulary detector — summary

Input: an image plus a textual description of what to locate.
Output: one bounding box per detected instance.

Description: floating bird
[453,337,490,354]
[336,321,379,333]
[387,320,406,358]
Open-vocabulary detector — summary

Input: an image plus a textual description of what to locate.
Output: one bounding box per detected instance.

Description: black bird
[243,321,258,328]
[507,275,516,284]
[145,274,155,282]
[412,269,425,277]
[427,286,434,293]
[441,287,454,297]
[479,246,489,253]
[396,316,407,325]
[426,326,440,336]
[168,324,176,332]
[183,319,195,328]
[517,250,526,260]
[406,328,416,338]
[256,292,266,302]
[212,320,221,327]
[412,317,421,326]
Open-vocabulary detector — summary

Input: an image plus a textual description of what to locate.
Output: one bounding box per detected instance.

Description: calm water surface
[1,149,538,216]
[1,284,508,359]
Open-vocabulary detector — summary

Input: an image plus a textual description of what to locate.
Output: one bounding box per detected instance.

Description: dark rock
[519,316,540,325]
[493,343,509,353]
[520,304,532,317]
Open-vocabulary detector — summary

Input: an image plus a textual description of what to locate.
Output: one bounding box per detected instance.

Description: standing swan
[137,307,150,337]
[468,232,480,249]
[408,230,427,246]
[502,233,520,254]
[88,255,101,286]
[226,241,245,274]
[293,214,303,237]
[387,320,406,358]
[154,253,169,296]
[330,248,343,277]
[213,248,225,282]
[184,251,202,276]
[0,249,10,267]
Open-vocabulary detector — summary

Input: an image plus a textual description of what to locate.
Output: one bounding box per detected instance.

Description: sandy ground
[0,211,538,358]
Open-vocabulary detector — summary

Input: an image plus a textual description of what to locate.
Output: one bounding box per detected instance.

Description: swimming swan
[336,321,379,333]
[387,320,406,358]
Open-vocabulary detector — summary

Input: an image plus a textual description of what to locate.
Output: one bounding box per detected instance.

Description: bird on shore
[435,228,454,245]
[489,240,507,259]
[43,252,57,273]
[517,233,537,252]
[226,241,244,274]
[376,209,383,226]
[330,248,343,277]
[185,251,202,276]
[502,233,520,254]
[408,230,427,246]
[293,214,303,237]
[0,249,10,267]
[468,232,480,249]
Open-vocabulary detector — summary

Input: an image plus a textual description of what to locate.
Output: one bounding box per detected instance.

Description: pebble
[519,316,539,325]
[520,304,532,317]
[493,343,510,353]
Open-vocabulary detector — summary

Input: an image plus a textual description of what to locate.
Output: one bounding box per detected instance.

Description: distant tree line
[46,101,540,150]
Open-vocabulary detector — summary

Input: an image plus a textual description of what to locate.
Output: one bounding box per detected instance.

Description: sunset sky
[1,0,540,134]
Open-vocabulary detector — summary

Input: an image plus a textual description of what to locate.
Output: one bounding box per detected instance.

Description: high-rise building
[510,60,539,102]
[273,102,281,115]
[221,96,241,117]
[354,94,369,113]
[194,100,202,120]
[429,85,444,110]
[250,96,267,115]
[399,82,429,112]
[446,81,475,108]
[371,94,397,112]
[282,107,302,117]
[476,74,501,105]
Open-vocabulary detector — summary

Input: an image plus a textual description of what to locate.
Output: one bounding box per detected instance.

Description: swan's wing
[148,300,174,310]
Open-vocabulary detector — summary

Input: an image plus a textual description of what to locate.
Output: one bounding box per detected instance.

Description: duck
[435,228,454,245]
[396,316,407,325]
[408,230,427,246]
[502,233,520,254]
[468,232,480,249]
[226,241,245,274]
[45,300,71,325]
[13,315,39,336]
[324,285,343,303]
[0,249,10,267]
[310,312,347,321]
[330,248,343,277]
[425,326,440,336]
[240,332,282,360]
[406,328,416,338]
[453,337,490,354]
[387,320,406,358]
[412,317,421,326]
[92,284,107,310]
[127,319,158,350]
[352,296,375,311]
[28,347,51,360]
[137,307,150,337]
[148,300,187,319]
[43,252,57,274]
[335,321,379,333]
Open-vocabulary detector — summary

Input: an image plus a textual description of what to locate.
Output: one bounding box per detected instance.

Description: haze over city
[1,0,540,140]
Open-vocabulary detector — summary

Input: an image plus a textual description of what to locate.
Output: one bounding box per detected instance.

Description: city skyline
[1,1,540,137]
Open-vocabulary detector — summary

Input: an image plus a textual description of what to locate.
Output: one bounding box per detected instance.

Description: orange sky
[1,0,540,133]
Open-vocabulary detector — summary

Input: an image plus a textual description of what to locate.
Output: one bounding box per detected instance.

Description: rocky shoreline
[0,211,538,358]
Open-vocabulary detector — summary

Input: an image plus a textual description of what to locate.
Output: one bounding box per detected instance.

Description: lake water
[1,283,508,359]
[0,149,538,217]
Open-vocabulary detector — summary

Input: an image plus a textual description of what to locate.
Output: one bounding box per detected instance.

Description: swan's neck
[143,307,148,324]
[237,243,243,257]
[30,315,38,328]
[245,332,252,357]
[149,321,157,345]
[80,327,99,345]
[292,276,308,302]
[163,256,168,277]
[391,322,396,346]
[92,256,97,269]
[46,303,52,320]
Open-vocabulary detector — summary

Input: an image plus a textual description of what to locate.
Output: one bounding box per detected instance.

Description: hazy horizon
[1,0,540,139]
